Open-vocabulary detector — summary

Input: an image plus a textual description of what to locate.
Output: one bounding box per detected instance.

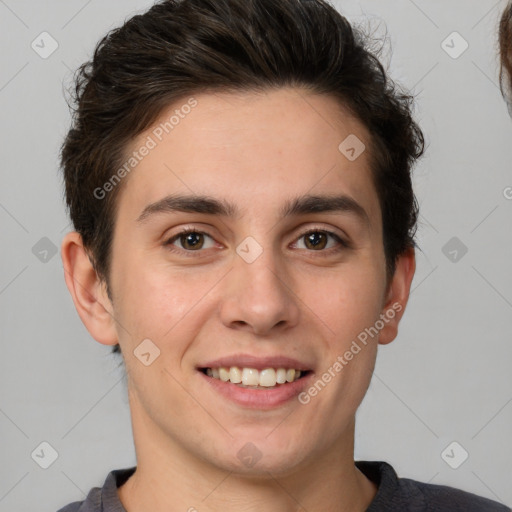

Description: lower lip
[198,370,313,409]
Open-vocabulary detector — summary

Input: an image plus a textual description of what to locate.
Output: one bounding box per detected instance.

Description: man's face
[107,87,394,474]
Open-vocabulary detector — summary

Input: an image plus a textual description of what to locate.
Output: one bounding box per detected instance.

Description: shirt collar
[97,461,397,511]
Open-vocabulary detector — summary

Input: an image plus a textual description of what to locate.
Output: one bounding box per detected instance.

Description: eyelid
[164,226,219,256]
[164,224,350,255]
[294,223,349,241]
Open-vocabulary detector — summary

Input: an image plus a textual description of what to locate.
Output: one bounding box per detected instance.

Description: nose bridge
[220,236,300,334]
[240,242,285,297]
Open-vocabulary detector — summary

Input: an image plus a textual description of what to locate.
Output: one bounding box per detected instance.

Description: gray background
[1,0,511,510]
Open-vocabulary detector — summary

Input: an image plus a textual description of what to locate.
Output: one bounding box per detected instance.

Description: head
[61,0,422,476]
[499,0,512,114]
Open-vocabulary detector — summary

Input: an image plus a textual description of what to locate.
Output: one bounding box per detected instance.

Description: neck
[118,392,377,512]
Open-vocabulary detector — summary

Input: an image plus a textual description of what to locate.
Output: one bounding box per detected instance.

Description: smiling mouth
[199,367,311,388]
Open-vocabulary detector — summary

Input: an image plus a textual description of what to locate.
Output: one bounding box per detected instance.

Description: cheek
[320,269,383,408]
[306,266,385,344]
[112,256,195,344]
[113,264,228,379]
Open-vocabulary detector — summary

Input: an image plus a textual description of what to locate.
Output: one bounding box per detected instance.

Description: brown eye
[303,231,328,250]
[165,229,216,252]
[295,229,347,252]
[179,231,204,250]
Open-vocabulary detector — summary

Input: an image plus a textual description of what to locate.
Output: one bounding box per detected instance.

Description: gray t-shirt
[56,460,511,511]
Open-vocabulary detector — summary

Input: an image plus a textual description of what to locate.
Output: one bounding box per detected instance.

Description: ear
[61,231,118,346]
[378,247,416,345]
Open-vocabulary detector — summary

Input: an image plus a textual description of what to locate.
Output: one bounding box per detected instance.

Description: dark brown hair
[60,0,425,355]
[499,1,512,103]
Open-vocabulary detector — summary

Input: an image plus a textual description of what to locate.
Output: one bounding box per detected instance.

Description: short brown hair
[499,1,512,106]
[60,0,425,355]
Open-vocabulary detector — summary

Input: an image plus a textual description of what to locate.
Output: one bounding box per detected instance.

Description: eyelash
[163,227,350,257]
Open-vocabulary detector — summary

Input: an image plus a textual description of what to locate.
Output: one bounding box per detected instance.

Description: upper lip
[198,354,313,372]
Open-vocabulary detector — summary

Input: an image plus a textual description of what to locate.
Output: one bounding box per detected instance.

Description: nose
[219,246,301,336]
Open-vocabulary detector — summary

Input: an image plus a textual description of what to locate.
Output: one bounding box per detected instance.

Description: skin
[61,87,415,512]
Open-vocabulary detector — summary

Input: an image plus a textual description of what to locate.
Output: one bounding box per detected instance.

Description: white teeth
[259,368,276,387]
[229,366,242,383]
[276,368,287,384]
[242,368,259,386]
[205,366,305,387]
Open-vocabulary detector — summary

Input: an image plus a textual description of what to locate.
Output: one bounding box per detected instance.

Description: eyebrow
[136,193,370,227]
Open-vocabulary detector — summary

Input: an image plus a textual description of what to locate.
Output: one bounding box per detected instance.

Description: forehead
[116,87,381,229]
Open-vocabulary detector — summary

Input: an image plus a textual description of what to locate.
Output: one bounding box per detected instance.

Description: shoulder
[56,501,85,512]
[55,487,101,512]
[356,460,510,512]
[55,466,136,512]
[398,476,511,511]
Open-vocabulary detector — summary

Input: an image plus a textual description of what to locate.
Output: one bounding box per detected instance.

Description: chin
[208,436,312,477]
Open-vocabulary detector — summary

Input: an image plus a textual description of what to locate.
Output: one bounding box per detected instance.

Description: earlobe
[60,231,118,346]
[378,247,416,345]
